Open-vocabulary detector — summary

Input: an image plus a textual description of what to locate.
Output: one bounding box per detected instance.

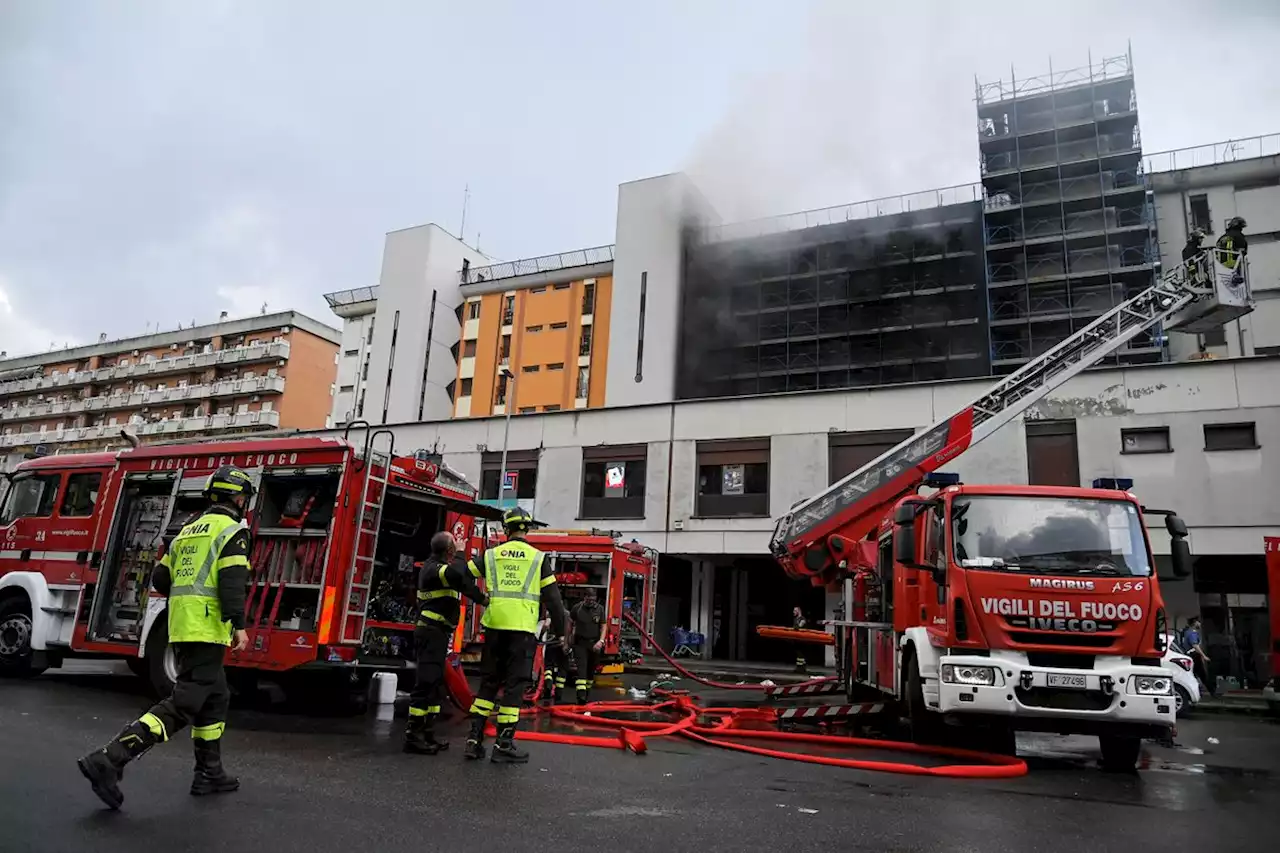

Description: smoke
[683,1,978,225]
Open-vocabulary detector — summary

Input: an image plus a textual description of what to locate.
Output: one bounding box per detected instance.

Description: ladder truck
[769,250,1252,771]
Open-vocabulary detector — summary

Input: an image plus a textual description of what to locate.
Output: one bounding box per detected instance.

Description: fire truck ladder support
[771,252,1249,583]
[341,429,394,643]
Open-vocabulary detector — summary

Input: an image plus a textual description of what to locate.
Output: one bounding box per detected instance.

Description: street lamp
[497,366,515,509]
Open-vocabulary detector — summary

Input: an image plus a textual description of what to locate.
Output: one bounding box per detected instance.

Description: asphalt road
[3,663,1278,853]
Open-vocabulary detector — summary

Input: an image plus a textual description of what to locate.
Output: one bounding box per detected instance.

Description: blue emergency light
[1091,477,1133,490]
[923,472,961,488]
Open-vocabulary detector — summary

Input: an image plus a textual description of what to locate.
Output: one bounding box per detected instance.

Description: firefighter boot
[403,713,439,755]
[463,715,487,761]
[490,724,529,764]
[422,713,450,753]
[76,720,158,810]
[190,739,240,796]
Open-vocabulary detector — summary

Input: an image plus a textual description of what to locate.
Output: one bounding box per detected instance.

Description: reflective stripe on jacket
[165,511,248,645]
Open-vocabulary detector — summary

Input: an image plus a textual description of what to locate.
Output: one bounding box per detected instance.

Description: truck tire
[1099,735,1142,773]
[144,617,177,699]
[904,651,940,744]
[0,596,46,679]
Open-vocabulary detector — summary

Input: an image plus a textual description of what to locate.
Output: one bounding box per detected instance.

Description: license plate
[1047,673,1088,690]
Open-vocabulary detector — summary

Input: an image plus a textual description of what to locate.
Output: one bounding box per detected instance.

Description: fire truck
[770,249,1251,771]
[458,526,659,665]
[1264,538,1280,716]
[0,424,500,697]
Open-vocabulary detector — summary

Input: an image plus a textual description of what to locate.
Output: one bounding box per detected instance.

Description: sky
[2,0,1278,360]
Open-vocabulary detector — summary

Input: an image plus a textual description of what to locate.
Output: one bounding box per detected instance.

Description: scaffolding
[976,46,1159,372]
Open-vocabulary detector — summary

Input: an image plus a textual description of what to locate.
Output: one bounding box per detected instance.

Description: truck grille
[1026,652,1095,670]
[1016,687,1113,712]
[1007,631,1116,649]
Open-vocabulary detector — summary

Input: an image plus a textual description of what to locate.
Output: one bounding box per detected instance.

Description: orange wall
[586,276,612,408]
[276,327,339,429]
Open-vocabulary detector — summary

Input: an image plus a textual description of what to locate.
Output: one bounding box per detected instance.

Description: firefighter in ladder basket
[465,507,567,763]
[77,465,254,810]
[1215,216,1249,283]
[404,531,489,754]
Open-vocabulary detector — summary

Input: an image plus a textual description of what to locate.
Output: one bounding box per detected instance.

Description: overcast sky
[2,0,1278,359]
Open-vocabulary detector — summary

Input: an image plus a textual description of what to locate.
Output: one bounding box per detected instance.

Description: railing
[0,410,281,449]
[463,245,615,285]
[0,341,290,396]
[1143,134,1280,173]
[976,53,1132,105]
[324,286,380,308]
[0,376,287,421]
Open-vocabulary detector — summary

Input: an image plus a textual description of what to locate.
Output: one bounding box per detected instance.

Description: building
[977,50,1159,372]
[0,311,340,472]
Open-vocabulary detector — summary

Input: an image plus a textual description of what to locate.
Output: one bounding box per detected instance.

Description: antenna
[460,183,470,240]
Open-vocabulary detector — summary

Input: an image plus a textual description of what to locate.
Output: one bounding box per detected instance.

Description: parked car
[1162,633,1201,718]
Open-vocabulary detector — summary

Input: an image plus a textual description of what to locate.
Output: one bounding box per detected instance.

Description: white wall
[316,357,1280,558]
[331,312,373,425]
[606,173,719,409]
[361,225,494,426]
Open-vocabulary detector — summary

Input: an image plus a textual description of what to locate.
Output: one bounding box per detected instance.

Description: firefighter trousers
[470,629,535,726]
[571,637,601,698]
[543,642,569,694]
[140,642,230,742]
[409,624,450,716]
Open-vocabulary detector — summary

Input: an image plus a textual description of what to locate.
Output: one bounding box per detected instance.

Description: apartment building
[0,311,340,471]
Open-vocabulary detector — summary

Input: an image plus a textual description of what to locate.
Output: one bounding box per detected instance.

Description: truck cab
[856,477,1192,770]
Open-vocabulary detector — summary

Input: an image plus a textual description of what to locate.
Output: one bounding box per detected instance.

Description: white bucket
[370,671,398,705]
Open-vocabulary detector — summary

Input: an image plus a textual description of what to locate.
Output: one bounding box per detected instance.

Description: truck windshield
[950,495,1152,577]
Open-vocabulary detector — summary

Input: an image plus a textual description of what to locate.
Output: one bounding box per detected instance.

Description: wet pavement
[3,663,1279,853]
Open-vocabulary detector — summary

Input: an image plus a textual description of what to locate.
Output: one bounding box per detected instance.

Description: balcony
[0,341,291,396]
[1,376,286,422]
[0,410,282,449]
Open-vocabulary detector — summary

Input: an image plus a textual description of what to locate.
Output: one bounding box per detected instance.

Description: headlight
[941,664,996,686]
[1134,675,1172,695]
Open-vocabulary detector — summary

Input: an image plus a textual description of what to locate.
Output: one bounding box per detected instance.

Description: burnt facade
[676,202,990,400]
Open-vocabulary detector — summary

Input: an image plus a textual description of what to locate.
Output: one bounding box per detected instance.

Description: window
[1121,426,1171,454]
[544,405,561,412]
[0,474,61,524]
[463,340,477,358]
[696,439,769,517]
[60,473,102,517]
[460,378,474,397]
[519,406,537,414]
[495,373,509,406]
[500,335,511,363]
[553,283,570,291]
[828,429,913,485]
[345,349,359,357]
[481,450,538,501]
[467,301,481,320]
[579,324,593,358]
[581,445,647,519]
[361,356,370,382]
[260,401,273,413]
[1024,420,1080,486]
[367,316,376,344]
[522,365,540,373]
[237,403,250,414]
[531,286,546,294]
[382,309,401,422]
[1189,194,1212,234]
[550,322,568,330]
[502,295,515,326]
[1204,422,1257,451]
[582,282,596,315]
[548,363,564,371]
[339,384,355,392]
[634,272,646,380]
[356,389,366,417]
[576,367,590,399]
[526,325,543,334]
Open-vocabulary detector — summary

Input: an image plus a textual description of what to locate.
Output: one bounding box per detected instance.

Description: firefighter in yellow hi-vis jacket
[464,507,567,763]
[77,465,254,810]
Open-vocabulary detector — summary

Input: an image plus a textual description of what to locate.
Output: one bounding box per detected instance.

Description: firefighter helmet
[203,465,255,501]
[501,506,534,533]
[1226,216,1247,231]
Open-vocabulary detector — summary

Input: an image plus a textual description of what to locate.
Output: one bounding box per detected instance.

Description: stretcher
[755,625,835,645]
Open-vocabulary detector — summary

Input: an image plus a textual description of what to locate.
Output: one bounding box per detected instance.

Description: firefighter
[404,531,488,755]
[77,465,254,810]
[539,606,570,705]
[1182,228,1206,281]
[1215,216,1248,280]
[464,507,567,763]
[569,589,606,704]
[792,605,808,673]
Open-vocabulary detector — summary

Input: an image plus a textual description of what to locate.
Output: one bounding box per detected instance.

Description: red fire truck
[770,250,1248,770]
[1264,538,1280,716]
[457,526,659,664]
[0,425,499,697]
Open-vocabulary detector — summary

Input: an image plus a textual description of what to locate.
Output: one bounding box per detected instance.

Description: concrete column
[690,560,715,661]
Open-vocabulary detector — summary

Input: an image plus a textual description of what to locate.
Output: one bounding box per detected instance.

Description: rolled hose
[441,620,1029,778]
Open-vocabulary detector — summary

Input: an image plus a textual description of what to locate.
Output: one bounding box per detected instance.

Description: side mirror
[893,518,918,566]
[893,503,918,525]
[1170,537,1192,579]
[1165,514,1188,538]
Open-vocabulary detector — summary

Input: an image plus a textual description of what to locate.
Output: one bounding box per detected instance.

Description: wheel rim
[163,645,179,684]
[0,614,32,659]
[1175,688,1185,713]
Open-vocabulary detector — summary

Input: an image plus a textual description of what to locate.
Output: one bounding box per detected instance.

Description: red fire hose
[440,616,1029,778]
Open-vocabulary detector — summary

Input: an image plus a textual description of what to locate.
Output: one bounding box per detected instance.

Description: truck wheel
[0,597,46,678]
[1099,735,1142,773]
[144,618,177,699]
[1174,685,1193,718]
[905,652,940,744]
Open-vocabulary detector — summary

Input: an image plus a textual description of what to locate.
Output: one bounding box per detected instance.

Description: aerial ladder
[770,249,1253,587]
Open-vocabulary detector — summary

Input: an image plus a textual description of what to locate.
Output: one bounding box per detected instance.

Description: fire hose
[441,613,1029,778]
